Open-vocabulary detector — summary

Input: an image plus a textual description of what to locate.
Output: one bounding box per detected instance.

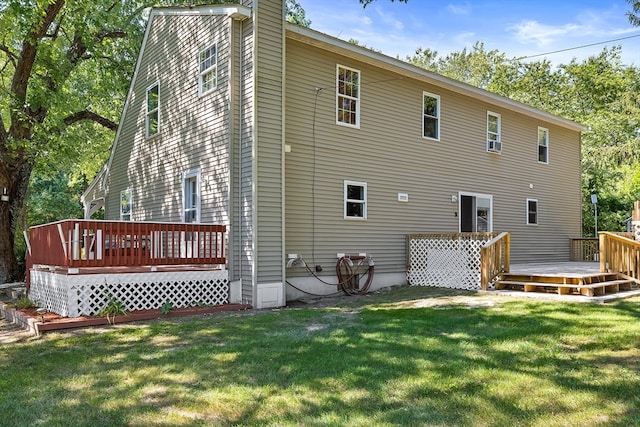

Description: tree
[286,0,311,27]
[0,0,149,283]
[627,0,640,26]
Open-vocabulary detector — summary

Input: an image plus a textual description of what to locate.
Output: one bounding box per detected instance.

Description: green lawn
[1,286,639,426]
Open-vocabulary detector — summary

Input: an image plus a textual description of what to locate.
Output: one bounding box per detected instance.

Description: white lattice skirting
[30,269,229,317]
[407,238,490,290]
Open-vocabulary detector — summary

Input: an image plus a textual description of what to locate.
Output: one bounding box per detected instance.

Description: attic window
[146,82,159,138]
[199,44,217,95]
[336,65,360,128]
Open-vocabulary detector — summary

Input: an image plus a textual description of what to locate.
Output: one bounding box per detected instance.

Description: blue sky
[297,0,640,66]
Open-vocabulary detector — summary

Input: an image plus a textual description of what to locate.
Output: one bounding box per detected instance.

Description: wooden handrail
[599,232,640,283]
[480,231,510,290]
[27,220,226,269]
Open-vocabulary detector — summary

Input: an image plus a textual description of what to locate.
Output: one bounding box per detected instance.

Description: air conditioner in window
[487,140,502,153]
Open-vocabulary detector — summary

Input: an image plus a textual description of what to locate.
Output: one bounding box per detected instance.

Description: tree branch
[0,44,18,65]
[63,110,117,131]
[11,0,66,104]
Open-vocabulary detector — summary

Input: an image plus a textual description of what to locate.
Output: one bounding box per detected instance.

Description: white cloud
[374,5,404,31]
[508,20,582,46]
[447,2,471,16]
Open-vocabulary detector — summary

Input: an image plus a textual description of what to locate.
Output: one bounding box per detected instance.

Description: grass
[1,286,639,426]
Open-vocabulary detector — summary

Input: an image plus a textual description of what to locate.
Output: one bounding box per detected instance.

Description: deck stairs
[495,272,638,297]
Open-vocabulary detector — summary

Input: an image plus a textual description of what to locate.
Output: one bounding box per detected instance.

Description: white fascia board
[95,4,252,198]
[286,24,587,133]
[151,5,251,20]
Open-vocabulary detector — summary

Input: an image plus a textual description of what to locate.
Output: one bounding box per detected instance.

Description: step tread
[496,279,634,288]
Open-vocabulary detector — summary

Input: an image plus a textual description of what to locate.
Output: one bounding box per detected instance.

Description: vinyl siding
[105,14,232,225]
[239,1,255,302]
[284,38,581,274]
[253,0,285,286]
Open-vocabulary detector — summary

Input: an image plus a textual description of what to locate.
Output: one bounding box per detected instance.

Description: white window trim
[527,198,539,226]
[422,91,440,141]
[538,126,549,164]
[198,43,218,96]
[344,180,367,220]
[336,64,361,129]
[458,191,493,232]
[120,189,132,222]
[486,111,501,153]
[146,81,160,139]
[183,169,201,223]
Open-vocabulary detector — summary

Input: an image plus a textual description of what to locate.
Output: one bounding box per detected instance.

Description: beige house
[83,1,586,308]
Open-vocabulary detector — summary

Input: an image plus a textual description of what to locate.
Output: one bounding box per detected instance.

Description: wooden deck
[495,262,640,299]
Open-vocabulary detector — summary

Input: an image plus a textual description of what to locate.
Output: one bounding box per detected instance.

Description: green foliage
[13,296,36,309]
[100,295,127,324]
[160,300,173,315]
[285,0,311,27]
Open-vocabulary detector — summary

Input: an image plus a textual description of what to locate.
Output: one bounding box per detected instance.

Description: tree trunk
[0,161,32,284]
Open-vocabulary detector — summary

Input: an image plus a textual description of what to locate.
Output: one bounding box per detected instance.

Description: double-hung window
[336,65,360,128]
[423,92,440,140]
[120,189,132,221]
[199,44,217,95]
[183,170,200,223]
[538,127,549,163]
[486,111,501,152]
[146,81,160,138]
[527,199,538,225]
[344,180,367,219]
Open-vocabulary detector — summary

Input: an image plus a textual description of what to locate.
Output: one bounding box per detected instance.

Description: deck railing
[599,232,640,283]
[570,238,599,261]
[480,232,510,290]
[27,220,226,269]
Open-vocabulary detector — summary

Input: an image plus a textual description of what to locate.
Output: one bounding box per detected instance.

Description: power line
[514,33,640,60]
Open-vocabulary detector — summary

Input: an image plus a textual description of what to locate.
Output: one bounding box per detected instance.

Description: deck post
[599,232,607,273]
[504,233,510,273]
[633,200,640,241]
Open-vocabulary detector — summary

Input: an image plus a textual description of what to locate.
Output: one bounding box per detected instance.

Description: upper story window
[527,198,538,225]
[120,189,132,221]
[146,81,159,138]
[199,44,217,95]
[336,65,360,128]
[423,92,440,140]
[538,127,549,164]
[344,180,367,219]
[486,111,501,153]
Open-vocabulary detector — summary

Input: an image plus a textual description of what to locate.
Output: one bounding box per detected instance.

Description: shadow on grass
[1,289,639,426]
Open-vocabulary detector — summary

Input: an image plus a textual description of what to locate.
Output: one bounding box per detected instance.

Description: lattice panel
[30,270,74,317]
[407,237,489,290]
[634,222,640,241]
[30,270,229,317]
